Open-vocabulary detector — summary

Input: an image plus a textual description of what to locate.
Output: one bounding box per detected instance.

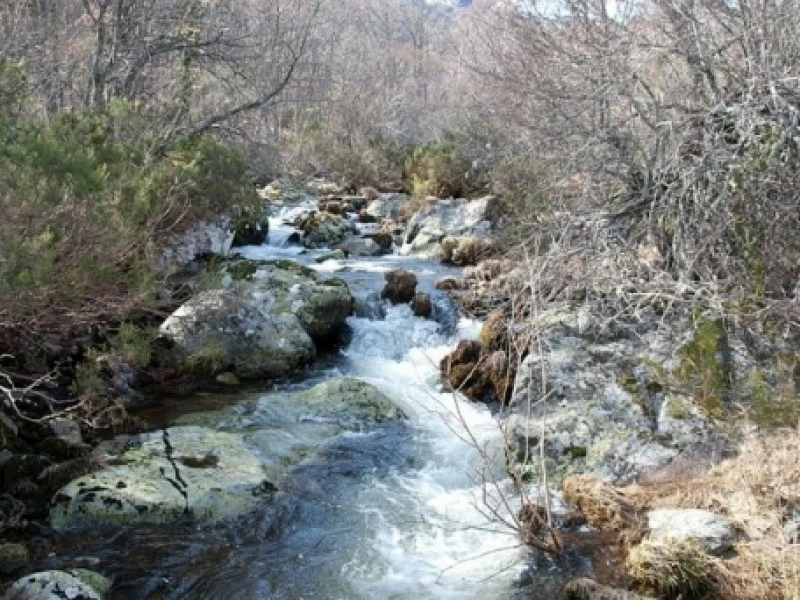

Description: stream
[40,207,597,599]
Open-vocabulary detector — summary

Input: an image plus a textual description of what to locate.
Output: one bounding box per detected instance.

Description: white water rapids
[236,207,530,598]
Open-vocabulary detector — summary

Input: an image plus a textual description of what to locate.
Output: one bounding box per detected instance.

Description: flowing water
[40,207,597,599]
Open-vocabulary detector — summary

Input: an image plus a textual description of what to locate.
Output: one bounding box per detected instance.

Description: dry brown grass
[563,474,645,542]
[627,537,724,599]
[563,432,800,599]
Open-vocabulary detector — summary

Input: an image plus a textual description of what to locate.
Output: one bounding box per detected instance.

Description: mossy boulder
[160,260,354,377]
[293,377,403,422]
[298,213,357,248]
[159,289,316,379]
[49,427,271,530]
[49,379,401,531]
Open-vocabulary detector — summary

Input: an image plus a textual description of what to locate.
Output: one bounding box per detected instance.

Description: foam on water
[336,307,527,599]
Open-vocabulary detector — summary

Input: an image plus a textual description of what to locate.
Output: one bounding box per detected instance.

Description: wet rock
[5,569,111,600]
[381,269,418,304]
[318,200,344,215]
[293,378,403,422]
[315,249,347,263]
[300,213,357,249]
[287,232,302,245]
[564,578,653,600]
[401,196,499,257]
[340,195,368,211]
[411,292,432,318]
[357,210,378,224]
[439,340,510,402]
[362,232,393,252]
[0,543,30,575]
[337,237,382,257]
[160,261,354,378]
[647,509,736,555]
[435,276,464,291]
[232,202,270,246]
[49,426,271,529]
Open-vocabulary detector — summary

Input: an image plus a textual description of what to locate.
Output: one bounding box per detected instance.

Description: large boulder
[647,509,736,555]
[159,260,353,378]
[298,213,357,248]
[49,378,402,530]
[232,202,270,246]
[336,237,383,257]
[505,306,724,484]
[159,289,315,379]
[366,193,410,220]
[380,269,418,304]
[159,218,235,267]
[49,427,271,529]
[401,196,499,257]
[6,570,112,600]
[292,377,403,423]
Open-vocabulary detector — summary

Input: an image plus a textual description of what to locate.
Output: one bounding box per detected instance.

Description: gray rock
[647,508,736,555]
[366,193,410,220]
[400,196,498,257]
[302,214,357,249]
[50,427,271,530]
[293,377,403,422]
[159,218,234,267]
[159,261,354,377]
[0,543,29,575]
[504,306,722,484]
[49,379,401,531]
[336,237,383,257]
[159,289,315,379]
[49,418,82,446]
[5,569,112,600]
[315,249,347,263]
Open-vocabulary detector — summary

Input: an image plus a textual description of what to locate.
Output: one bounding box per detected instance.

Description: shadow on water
[46,422,415,600]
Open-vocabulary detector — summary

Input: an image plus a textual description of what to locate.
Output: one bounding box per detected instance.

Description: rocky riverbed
[3,178,794,600]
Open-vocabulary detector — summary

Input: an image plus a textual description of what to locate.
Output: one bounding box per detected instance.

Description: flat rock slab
[50,427,270,530]
[5,569,112,600]
[647,508,736,555]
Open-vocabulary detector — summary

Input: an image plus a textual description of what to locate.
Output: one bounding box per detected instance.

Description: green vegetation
[0,57,259,362]
[405,141,473,199]
[676,319,729,416]
[745,360,799,428]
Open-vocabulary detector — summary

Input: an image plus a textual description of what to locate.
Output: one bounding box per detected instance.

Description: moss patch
[676,319,729,416]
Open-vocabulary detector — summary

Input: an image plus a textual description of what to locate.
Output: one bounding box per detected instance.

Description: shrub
[0,75,259,363]
[489,156,549,248]
[404,141,472,198]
